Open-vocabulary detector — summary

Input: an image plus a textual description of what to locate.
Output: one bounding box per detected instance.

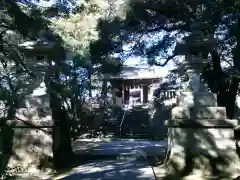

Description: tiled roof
[105,65,160,79]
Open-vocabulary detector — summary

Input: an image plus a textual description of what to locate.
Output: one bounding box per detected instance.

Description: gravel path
[60,159,156,180]
[72,138,167,156]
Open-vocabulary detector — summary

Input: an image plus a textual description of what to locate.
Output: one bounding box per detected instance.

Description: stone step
[121,130,149,134]
[179,91,217,106]
[172,106,226,119]
[121,134,150,139]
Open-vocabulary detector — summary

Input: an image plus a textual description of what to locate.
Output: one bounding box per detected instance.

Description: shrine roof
[18,29,56,52]
[105,65,161,80]
[18,40,55,51]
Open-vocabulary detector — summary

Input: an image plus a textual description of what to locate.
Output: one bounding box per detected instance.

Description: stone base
[172,106,226,119]
[165,151,240,180]
[165,120,240,179]
[14,107,52,126]
[166,119,238,128]
[179,92,217,107]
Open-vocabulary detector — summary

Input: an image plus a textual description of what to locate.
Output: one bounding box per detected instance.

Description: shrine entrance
[110,78,160,108]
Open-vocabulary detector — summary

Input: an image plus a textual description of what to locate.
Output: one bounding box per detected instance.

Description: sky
[18,0,74,7]
[120,30,177,78]
[30,0,59,7]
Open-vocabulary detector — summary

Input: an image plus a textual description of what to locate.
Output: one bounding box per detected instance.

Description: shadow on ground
[55,160,155,180]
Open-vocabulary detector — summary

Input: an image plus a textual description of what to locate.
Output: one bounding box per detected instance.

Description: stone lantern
[10,29,59,172]
[174,23,219,106]
[18,29,56,124]
[165,23,240,178]
[172,23,225,113]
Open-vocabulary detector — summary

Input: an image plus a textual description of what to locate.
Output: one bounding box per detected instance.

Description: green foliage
[50,0,124,75]
[87,0,240,117]
[91,0,239,65]
[2,0,47,38]
[0,170,17,180]
[50,0,104,66]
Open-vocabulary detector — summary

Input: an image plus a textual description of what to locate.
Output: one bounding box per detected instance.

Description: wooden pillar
[140,85,144,104]
[143,85,148,103]
[122,83,125,104]
[124,86,130,104]
[112,88,117,104]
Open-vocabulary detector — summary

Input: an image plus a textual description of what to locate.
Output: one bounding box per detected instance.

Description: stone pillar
[15,29,55,171]
[122,84,125,104]
[166,62,240,179]
[140,85,144,104]
[143,85,148,103]
[165,24,240,179]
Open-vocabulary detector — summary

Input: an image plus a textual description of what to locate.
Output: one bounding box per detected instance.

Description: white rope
[119,104,130,137]
[119,80,140,137]
[163,124,173,165]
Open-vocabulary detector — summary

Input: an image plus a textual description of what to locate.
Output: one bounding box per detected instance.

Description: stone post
[165,24,240,179]
[122,83,125,105]
[16,29,56,170]
[140,85,144,104]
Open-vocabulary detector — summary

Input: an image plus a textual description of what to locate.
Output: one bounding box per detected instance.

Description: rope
[117,83,176,179]
[119,104,130,137]
[145,126,173,180]
[132,149,158,180]
[119,80,141,137]
[163,126,173,165]
[150,163,158,180]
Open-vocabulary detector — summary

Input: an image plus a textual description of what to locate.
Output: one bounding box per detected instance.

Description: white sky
[31,0,58,7]
[121,30,179,79]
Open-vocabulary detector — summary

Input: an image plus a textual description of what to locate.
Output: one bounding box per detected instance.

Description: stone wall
[166,120,240,179]
[4,100,53,174]
[10,126,52,172]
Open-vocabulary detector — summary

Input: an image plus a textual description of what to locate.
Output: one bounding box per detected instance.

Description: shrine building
[105,65,162,108]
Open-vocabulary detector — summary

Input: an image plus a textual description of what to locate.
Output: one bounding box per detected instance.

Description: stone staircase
[74,107,168,169]
[102,106,152,139]
[120,108,150,139]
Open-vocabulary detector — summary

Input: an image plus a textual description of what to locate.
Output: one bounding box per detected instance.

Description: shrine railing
[163,90,178,99]
[162,90,179,106]
[122,89,179,108]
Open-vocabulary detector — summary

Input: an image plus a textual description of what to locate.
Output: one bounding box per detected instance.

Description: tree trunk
[0,105,15,175]
[227,77,240,118]
[45,53,74,170]
[51,96,73,170]
[210,49,240,118]
[211,31,240,118]
[210,49,225,104]
[93,79,108,130]
[101,79,108,102]
[88,73,92,98]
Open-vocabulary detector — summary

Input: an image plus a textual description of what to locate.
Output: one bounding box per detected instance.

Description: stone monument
[17,29,55,127]
[10,29,56,171]
[165,23,240,179]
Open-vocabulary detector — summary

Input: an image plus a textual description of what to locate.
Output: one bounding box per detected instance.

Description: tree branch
[2,0,37,37]
[123,33,145,54]
[0,24,16,31]
[143,23,188,34]
[154,54,176,66]
[2,46,35,78]
[14,116,51,133]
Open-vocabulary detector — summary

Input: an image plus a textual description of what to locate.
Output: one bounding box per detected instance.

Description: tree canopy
[2,0,240,177]
[0,0,126,174]
[91,0,240,118]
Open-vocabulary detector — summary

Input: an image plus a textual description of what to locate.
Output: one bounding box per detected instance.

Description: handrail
[119,106,130,138]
